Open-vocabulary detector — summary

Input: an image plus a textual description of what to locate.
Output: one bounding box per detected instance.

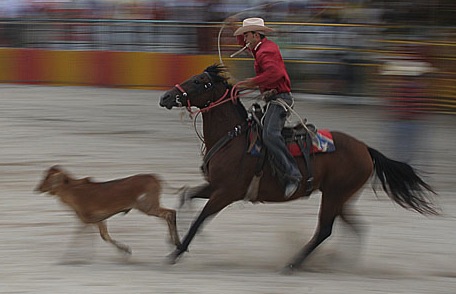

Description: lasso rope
[191,2,328,147]
[217,1,288,68]
[217,1,328,68]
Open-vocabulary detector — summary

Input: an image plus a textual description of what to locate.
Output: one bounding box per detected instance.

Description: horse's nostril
[159,94,169,104]
[159,93,176,109]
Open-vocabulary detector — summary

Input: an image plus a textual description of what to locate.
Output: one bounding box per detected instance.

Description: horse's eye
[194,80,200,84]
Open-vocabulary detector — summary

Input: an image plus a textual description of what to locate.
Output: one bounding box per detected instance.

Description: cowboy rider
[230,17,302,199]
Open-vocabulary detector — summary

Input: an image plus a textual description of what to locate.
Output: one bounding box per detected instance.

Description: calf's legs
[136,193,181,247]
[145,207,181,247]
[61,224,95,264]
[97,221,132,254]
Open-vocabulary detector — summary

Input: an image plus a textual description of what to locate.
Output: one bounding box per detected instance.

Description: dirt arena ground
[1,85,455,293]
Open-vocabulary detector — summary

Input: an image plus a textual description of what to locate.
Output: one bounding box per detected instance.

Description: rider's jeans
[262,93,302,184]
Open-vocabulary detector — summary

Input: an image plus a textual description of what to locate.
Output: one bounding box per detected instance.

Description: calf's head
[35,165,70,195]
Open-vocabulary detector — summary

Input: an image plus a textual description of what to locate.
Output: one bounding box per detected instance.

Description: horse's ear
[205,64,218,73]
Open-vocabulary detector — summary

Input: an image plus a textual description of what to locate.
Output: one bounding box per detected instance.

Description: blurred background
[1,3,455,290]
[0,0,454,114]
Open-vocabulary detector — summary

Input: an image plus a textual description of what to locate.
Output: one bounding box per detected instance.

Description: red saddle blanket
[287,129,336,156]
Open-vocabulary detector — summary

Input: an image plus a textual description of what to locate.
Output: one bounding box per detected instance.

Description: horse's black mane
[204,64,248,119]
[204,64,230,86]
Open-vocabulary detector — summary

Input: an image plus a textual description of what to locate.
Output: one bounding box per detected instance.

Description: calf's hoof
[117,245,132,255]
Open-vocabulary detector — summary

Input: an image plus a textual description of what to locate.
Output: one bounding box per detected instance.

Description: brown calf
[35,165,181,255]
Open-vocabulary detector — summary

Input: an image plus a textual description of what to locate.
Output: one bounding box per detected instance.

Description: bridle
[173,71,244,117]
[172,71,253,146]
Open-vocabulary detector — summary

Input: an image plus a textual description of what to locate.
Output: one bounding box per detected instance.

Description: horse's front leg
[178,182,212,208]
[167,192,233,264]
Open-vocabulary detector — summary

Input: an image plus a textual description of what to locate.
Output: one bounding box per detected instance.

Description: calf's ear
[49,172,67,189]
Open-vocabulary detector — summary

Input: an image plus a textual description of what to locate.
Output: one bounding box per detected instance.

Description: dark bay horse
[159,64,437,273]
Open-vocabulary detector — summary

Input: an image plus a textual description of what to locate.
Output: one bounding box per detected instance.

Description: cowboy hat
[380,60,434,76]
[233,18,274,36]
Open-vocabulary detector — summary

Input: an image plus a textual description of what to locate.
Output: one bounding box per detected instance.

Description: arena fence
[0,19,454,113]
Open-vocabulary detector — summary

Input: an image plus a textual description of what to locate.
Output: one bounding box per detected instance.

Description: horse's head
[159,64,230,110]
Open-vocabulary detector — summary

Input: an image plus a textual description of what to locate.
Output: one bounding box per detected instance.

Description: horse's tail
[367,147,438,215]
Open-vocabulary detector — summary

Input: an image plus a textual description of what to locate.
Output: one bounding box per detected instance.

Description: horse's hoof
[280,264,298,275]
[166,250,182,265]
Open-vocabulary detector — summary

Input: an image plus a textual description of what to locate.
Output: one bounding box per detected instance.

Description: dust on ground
[0,85,455,293]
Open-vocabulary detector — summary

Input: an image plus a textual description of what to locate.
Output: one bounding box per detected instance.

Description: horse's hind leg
[97,221,132,255]
[336,206,366,266]
[283,193,341,274]
[340,206,365,238]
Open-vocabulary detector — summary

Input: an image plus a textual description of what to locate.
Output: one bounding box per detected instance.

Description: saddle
[200,102,335,201]
[247,103,318,198]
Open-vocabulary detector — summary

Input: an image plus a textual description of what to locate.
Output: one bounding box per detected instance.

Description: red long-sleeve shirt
[237,36,291,94]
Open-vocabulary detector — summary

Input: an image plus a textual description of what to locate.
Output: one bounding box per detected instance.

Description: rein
[201,124,242,176]
[199,88,231,113]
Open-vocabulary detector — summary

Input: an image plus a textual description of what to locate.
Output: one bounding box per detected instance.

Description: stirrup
[305,177,314,195]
